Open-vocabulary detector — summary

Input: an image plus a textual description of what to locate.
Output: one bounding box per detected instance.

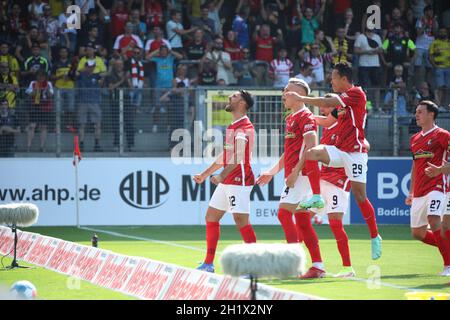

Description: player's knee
[305,148,318,161]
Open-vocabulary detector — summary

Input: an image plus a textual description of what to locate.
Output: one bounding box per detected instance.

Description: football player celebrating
[194,90,256,273]
[406,101,450,276]
[282,62,382,260]
[257,78,326,279]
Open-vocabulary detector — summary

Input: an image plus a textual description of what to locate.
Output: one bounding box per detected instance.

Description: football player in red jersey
[406,100,450,276]
[193,90,256,273]
[257,78,326,279]
[282,62,382,260]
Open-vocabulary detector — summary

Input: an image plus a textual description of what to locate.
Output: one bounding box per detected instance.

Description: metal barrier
[0,87,449,158]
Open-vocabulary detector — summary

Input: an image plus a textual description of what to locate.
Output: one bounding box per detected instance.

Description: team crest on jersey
[331,134,337,141]
[234,177,241,182]
[413,150,434,160]
[428,139,433,146]
[285,132,296,139]
[337,179,344,185]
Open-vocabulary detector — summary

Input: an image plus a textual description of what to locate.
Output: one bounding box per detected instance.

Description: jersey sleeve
[302,116,317,136]
[337,88,363,109]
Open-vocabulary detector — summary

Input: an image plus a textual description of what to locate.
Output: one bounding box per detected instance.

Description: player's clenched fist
[193,173,207,184]
[256,172,273,186]
[405,194,413,206]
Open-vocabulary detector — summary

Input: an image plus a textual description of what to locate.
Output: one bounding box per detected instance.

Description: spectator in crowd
[77,59,104,152]
[285,1,302,60]
[0,98,20,157]
[77,42,107,75]
[412,81,435,106]
[205,36,233,85]
[262,2,286,41]
[7,4,28,45]
[166,10,198,57]
[383,6,412,39]
[58,1,78,55]
[312,29,336,55]
[0,42,20,78]
[79,26,106,58]
[79,6,105,44]
[191,4,217,43]
[383,64,410,119]
[148,44,183,132]
[341,8,360,52]
[299,42,333,86]
[295,60,316,87]
[413,4,438,86]
[141,0,164,29]
[75,0,96,15]
[429,27,450,107]
[28,0,46,27]
[332,27,352,65]
[145,26,172,55]
[113,22,144,60]
[0,62,19,114]
[25,70,53,152]
[354,28,383,92]
[105,58,130,149]
[185,29,209,61]
[253,24,282,85]
[233,48,257,86]
[22,42,50,86]
[198,56,218,85]
[128,9,147,43]
[51,47,77,132]
[126,47,145,149]
[299,3,325,47]
[206,0,224,37]
[15,26,42,64]
[38,4,59,60]
[269,47,294,88]
[111,0,131,40]
[224,30,243,61]
[332,0,352,30]
[187,0,203,19]
[382,23,416,81]
[232,6,250,49]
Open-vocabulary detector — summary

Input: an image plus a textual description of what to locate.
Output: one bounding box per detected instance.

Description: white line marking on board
[80,226,436,294]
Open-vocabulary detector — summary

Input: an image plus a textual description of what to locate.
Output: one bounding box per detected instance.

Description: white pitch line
[80,226,433,294]
[80,226,206,252]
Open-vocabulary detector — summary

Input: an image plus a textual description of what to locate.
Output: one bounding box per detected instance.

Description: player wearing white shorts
[193,90,256,273]
[406,100,450,276]
[257,78,326,279]
[282,62,382,261]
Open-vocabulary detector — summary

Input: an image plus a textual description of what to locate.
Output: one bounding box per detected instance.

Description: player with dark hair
[282,62,382,260]
[406,100,450,276]
[193,90,256,273]
[257,78,326,279]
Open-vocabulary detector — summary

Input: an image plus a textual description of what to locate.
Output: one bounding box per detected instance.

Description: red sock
[358,198,379,238]
[294,213,322,263]
[205,221,220,264]
[329,219,351,267]
[422,230,438,247]
[305,160,321,195]
[239,224,257,243]
[277,208,298,243]
[295,222,304,243]
[434,229,450,266]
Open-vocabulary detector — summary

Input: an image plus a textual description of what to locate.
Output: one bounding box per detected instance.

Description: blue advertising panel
[350,158,412,225]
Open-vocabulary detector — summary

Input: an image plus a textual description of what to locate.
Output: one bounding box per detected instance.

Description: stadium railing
[0,87,449,158]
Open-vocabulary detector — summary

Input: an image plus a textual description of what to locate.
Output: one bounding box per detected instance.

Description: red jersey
[320,123,351,191]
[284,108,317,178]
[255,36,275,62]
[410,126,450,197]
[223,116,255,186]
[335,86,368,153]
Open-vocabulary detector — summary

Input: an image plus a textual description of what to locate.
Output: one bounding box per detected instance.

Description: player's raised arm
[193,151,224,184]
[283,91,341,109]
[256,153,285,186]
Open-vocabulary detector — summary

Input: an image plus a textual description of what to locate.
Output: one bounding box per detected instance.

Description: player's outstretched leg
[278,207,300,243]
[298,149,327,210]
[328,216,355,278]
[197,207,225,273]
[295,211,326,279]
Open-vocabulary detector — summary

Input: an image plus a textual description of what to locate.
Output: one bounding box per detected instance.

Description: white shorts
[313,180,350,216]
[410,191,447,228]
[325,145,368,184]
[209,183,253,214]
[445,192,450,216]
[279,175,312,205]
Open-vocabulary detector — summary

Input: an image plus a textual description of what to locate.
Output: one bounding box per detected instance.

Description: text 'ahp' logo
[120,171,169,209]
[66,5,81,30]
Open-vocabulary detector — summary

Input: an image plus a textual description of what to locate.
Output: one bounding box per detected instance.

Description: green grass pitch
[1,225,449,300]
